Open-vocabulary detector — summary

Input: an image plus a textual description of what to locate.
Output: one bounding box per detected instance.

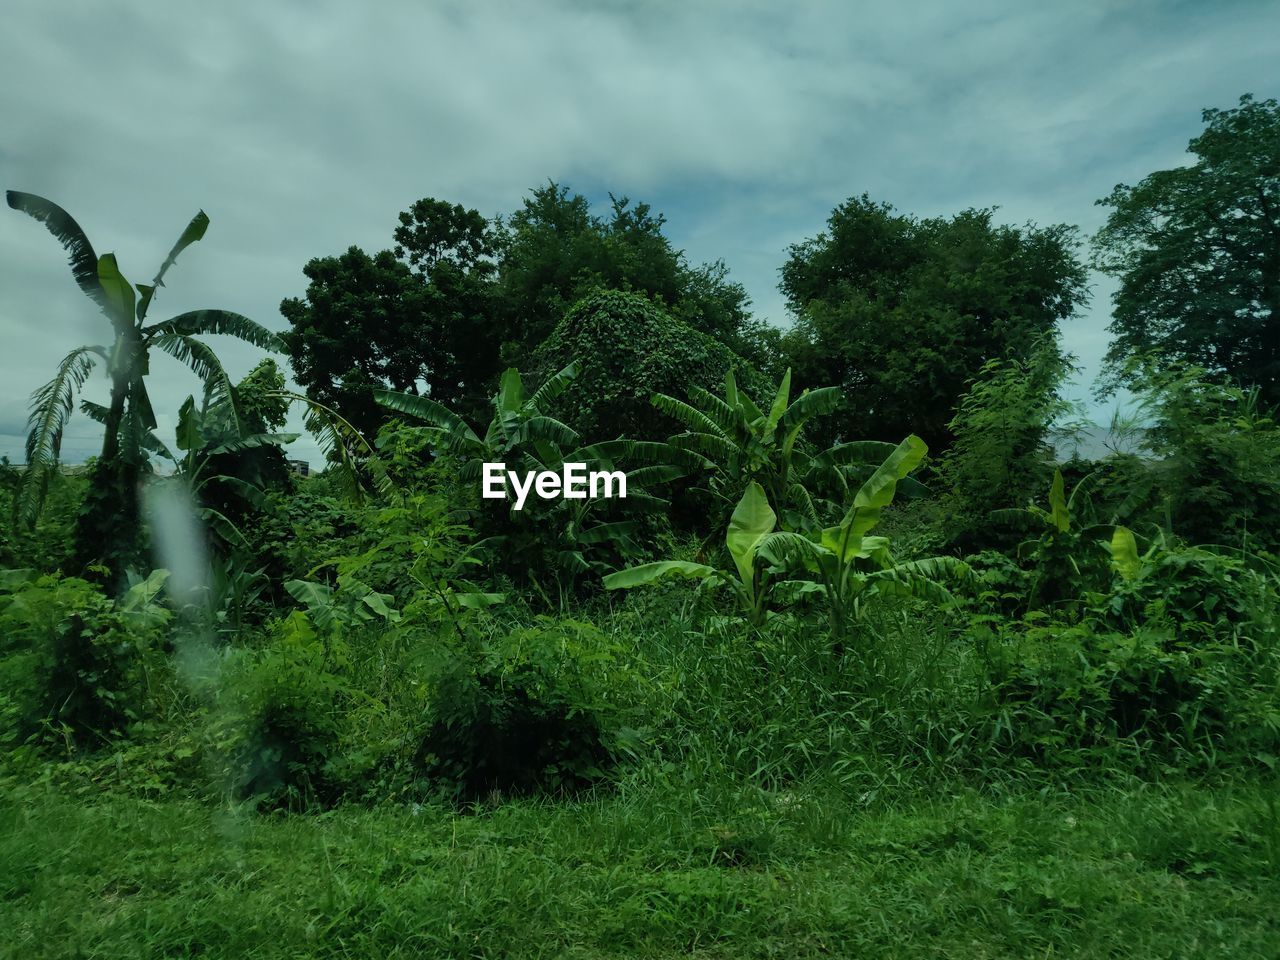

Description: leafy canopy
[1093,94,1280,405]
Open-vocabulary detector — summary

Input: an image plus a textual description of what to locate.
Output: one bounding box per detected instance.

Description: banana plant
[6,192,281,554]
[155,386,299,550]
[653,366,926,533]
[757,435,970,643]
[990,469,1117,611]
[376,364,683,604]
[603,480,781,625]
[606,436,968,639]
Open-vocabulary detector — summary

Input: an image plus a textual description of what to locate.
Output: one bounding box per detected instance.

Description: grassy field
[3,772,1278,959]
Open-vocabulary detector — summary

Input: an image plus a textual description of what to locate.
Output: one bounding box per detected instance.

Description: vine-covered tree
[1092,94,1280,406]
[780,196,1088,448]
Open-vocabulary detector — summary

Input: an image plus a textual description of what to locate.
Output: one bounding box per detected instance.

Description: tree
[281,247,432,440]
[6,191,281,584]
[780,196,1088,449]
[1092,94,1280,406]
[532,288,764,444]
[939,337,1080,547]
[498,183,757,355]
[393,198,504,423]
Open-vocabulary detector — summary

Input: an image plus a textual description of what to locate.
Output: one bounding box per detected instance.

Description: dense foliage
[1093,94,1280,405]
[4,90,1279,956]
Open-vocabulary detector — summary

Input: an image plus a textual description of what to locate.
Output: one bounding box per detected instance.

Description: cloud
[1,0,1276,464]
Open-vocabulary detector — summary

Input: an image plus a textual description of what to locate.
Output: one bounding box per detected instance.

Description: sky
[2,0,1277,467]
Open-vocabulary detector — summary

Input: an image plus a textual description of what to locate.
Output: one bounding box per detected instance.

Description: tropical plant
[991,469,1118,613]
[376,364,680,604]
[653,366,925,534]
[6,191,281,581]
[606,436,966,641]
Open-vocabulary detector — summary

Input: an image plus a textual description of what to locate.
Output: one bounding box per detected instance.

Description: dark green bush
[415,618,634,800]
[533,287,765,443]
[0,569,170,747]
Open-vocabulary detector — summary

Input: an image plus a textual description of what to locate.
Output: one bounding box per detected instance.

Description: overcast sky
[2,0,1277,467]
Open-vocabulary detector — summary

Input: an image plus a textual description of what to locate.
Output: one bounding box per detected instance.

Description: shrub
[415,618,635,800]
[533,287,765,442]
[0,569,170,747]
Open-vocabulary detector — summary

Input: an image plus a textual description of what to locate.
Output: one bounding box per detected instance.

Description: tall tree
[780,195,1087,448]
[281,247,432,440]
[497,182,756,355]
[393,198,503,423]
[1092,94,1280,406]
[6,191,280,584]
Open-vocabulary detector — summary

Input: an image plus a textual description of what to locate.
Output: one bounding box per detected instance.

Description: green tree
[780,196,1087,448]
[940,337,1080,547]
[533,288,764,444]
[7,191,280,584]
[498,183,757,355]
[1092,94,1280,406]
[392,198,504,423]
[281,247,432,440]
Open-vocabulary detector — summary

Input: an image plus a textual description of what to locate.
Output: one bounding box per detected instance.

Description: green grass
[3,771,1278,958]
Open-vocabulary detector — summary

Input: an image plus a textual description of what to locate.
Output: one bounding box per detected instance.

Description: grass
[3,770,1278,958]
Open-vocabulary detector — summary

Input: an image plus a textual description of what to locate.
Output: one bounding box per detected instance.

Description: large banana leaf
[145,309,282,351]
[374,388,482,447]
[603,560,716,590]
[97,254,136,329]
[5,191,107,311]
[527,361,577,410]
[725,481,776,598]
[838,434,927,542]
[1110,526,1141,581]
[15,347,99,528]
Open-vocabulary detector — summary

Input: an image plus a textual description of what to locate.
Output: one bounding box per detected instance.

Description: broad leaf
[726,481,777,595]
[603,560,715,590]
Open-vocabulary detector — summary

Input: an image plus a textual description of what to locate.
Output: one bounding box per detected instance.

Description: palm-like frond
[6,191,107,311]
[685,384,739,434]
[374,388,481,446]
[80,398,174,460]
[510,415,579,449]
[528,361,577,410]
[151,333,243,430]
[145,309,283,351]
[778,386,841,435]
[273,391,391,502]
[668,431,738,462]
[16,346,98,527]
[652,393,728,438]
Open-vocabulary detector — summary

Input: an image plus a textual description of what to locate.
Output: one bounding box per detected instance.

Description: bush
[534,287,765,442]
[973,540,1280,759]
[212,611,352,809]
[415,618,635,800]
[0,569,170,747]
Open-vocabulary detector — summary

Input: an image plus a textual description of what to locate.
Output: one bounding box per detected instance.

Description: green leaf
[97,253,136,327]
[1110,525,1141,581]
[839,434,927,542]
[497,367,525,413]
[1049,469,1070,532]
[726,481,776,596]
[175,395,202,452]
[766,367,791,433]
[603,561,715,590]
[149,210,209,302]
[5,191,107,310]
[145,310,282,352]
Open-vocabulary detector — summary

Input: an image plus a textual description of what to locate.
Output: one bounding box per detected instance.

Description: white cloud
[1,0,1276,464]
